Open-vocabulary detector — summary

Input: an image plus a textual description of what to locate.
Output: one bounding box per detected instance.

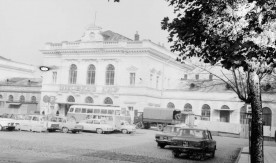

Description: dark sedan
[168,127,216,160]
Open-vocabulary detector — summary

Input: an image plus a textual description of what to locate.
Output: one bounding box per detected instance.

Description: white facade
[40,25,276,136]
[0,56,36,81]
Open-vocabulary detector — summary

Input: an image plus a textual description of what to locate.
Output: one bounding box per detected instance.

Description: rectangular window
[87,109,93,113]
[52,72,57,84]
[195,74,199,80]
[81,108,87,113]
[209,74,213,80]
[128,106,134,111]
[94,109,100,114]
[156,76,159,89]
[101,109,107,114]
[108,110,114,114]
[184,74,188,80]
[75,108,81,113]
[130,73,136,85]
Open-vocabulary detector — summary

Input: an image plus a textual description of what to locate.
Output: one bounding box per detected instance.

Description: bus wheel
[96,128,103,134]
[122,129,128,134]
[62,127,69,133]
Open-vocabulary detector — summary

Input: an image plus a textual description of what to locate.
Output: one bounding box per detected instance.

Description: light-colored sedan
[78,119,114,134]
[19,115,48,132]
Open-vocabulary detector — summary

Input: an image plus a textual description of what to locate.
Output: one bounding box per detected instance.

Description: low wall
[195,120,241,134]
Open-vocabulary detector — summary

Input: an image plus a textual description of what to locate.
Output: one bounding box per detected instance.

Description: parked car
[169,127,216,160]
[118,120,136,134]
[19,115,48,132]
[9,114,26,130]
[57,116,83,133]
[0,115,16,131]
[155,124,185,148]
[78,119,114,134]
[45,115,62,132]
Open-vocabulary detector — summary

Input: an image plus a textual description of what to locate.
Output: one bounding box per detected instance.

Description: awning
[214,108,235,112]
[8,103,22,106]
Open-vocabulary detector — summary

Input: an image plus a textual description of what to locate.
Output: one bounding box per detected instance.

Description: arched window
[87,64,96,85]
[8,95,13,102]
[106,64,115,85]
[220,105,230,122]
[85,96,93,103]
[69,64,77,84]
[31,96,36,103]
[20,95,25,102]
[184,103,192,112]
[201,104,211,121]
[67,96,75,102]
[42,111,45,115]
[167,102,175,109]
[263,107,272,126]
[240,106,247,124]
[104,97,113,105]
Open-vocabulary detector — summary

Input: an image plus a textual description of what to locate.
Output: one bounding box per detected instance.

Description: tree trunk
[248,71,264,163]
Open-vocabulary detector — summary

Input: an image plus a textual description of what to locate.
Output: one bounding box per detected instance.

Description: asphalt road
[0,129,272,163]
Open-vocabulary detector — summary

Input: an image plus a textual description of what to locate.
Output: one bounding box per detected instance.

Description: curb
[235,147,243,163]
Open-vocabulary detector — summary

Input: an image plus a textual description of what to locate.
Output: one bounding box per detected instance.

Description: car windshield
[177,129,208,139]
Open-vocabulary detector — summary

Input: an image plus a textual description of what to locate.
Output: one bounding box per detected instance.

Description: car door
[208,131,216,150]
[82,120,92,131]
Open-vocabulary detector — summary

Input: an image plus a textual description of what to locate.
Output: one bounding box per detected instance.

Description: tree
[162,0,276,162]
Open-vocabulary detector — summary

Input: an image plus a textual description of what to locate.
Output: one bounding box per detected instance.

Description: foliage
[162,0,276,75]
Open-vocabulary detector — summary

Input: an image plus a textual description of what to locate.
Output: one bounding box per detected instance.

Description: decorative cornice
[126,66,138,72]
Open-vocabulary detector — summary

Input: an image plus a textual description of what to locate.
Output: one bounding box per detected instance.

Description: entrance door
[220,111,230,122]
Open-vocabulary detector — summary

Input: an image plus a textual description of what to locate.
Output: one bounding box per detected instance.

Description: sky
[0,0,175,67]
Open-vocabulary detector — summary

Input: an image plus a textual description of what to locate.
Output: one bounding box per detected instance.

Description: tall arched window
[87,64,96,85]
[240,106,247,124]
[263,107,272,126]
[104,97,113,105]
[184,103,192,112]
[31,96,37,103]
[85,96,93,103]
[69,64,77,84]
[67,96,75,102]
[8,95,13,102]
[167,102,175,109]
[201,104,211,121]
[220,105,230,122]
[20,95,25,102]
[106,64,115,85]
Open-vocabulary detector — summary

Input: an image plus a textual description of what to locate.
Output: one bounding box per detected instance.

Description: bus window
[69,107,74,112]
[87,109,93,113]
[101,109,107,114]
[115,110,120,115]
[94,109,100,114]
[108,110,114,114]
[94,120,100,124]
[75,108,81,113]
[92,115,98,119]
[81,108,87,113]
[108,116,113,121]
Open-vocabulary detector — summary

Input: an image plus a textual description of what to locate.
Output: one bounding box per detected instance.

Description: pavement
[237,146,276,163]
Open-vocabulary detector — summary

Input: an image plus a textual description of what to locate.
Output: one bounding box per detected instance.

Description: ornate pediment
[126,66,138,72]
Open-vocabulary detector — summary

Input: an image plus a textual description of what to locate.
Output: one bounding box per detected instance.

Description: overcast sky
[0,0,175,66]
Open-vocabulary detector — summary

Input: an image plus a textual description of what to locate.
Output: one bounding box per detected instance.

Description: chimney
[134,31,139,41]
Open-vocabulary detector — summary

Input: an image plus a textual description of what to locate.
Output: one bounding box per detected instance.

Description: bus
[67,105,132,130]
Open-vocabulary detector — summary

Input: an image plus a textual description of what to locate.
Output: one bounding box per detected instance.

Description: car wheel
[96,128,103,134]
[210,150,215,158]
[0,125,2,131]
[172,150,180,158]
[122,129,128,134]
[157,124,163,131]
[158,143,166,149]
[62,127,69,133]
